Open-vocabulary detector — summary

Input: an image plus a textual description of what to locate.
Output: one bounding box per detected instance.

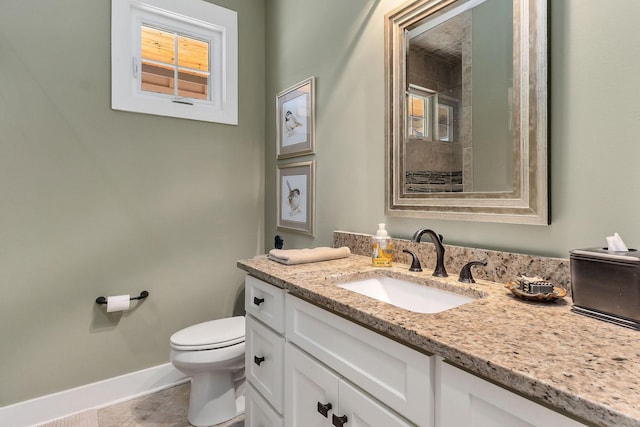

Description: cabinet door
[246,383,284,427]
[286,294,433,426]
[338,380,414,427]
[246,315,285,413]
[285,343,338,427]
[438,361,586,427]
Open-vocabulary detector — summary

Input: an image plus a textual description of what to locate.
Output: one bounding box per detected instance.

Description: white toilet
[170,316,246,427]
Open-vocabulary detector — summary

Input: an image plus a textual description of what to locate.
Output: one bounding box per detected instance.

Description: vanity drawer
[245,275,286,333]
[285,294,434,426]
[246,315,285,413]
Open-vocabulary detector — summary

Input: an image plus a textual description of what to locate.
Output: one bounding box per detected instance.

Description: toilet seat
[171,316,245,351]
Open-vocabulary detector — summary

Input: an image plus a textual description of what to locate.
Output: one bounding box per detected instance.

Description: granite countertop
[238,254,640,427]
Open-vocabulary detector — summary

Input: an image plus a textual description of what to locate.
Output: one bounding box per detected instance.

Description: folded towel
[268,246,351,265]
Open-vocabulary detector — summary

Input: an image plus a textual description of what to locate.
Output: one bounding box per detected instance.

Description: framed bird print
[277,160,315,236]
[276,77,315,159]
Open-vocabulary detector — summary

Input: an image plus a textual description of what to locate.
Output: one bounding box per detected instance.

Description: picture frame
[277,161,315,236]
[276,77,315,159]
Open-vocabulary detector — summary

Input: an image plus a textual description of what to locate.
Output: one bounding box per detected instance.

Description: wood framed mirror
[385,0,548,225]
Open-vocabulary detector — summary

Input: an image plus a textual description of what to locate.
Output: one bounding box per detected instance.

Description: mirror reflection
[385,0,548,224]
[405,0,513,193]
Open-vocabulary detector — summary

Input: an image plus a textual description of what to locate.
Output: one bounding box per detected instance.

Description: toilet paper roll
[107,295,130,312]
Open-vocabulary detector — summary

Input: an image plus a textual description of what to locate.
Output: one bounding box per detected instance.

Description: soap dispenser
[372,223,393,267]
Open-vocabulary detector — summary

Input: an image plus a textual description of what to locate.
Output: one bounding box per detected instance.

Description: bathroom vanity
[239,252,640,427]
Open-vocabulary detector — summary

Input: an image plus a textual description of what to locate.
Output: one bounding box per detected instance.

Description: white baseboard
[0,363,188,427]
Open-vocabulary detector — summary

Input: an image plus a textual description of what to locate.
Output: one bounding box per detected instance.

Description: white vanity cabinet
[245,276,286,427]
[244,274,585,427]
[437,361,586,427]
[285,342,414,427]
[285,294,434,427]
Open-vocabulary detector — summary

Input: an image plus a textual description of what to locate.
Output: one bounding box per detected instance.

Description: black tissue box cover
[570,248,640,324]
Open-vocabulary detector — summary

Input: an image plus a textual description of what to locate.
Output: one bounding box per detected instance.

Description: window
[438,104,453,142]
[408,93,429,138]
[112,0,237,124]
[407,85,434,139]
[435,95,458,143]
[407,85,459,143]
[140,25,210,101]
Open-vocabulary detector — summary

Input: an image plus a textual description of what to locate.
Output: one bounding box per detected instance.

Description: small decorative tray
[505,281,567,302]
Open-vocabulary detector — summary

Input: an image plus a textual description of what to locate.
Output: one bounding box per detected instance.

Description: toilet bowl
[170,316,246,427]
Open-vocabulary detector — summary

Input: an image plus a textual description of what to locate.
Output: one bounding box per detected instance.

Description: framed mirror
[385,0,548,225]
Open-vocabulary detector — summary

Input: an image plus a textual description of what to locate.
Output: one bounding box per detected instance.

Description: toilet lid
[170,316,245,351]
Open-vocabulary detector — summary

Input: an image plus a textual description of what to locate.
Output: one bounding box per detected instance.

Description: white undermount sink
[337,276,475,314]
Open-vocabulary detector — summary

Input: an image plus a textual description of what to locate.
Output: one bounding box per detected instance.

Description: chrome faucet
[411,229,447,277]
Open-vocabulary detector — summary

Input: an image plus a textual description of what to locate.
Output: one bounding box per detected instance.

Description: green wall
[0,0,265,405]
[265,0,640,258]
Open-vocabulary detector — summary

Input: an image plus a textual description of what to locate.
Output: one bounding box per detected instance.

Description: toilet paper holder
[95,291,149,305]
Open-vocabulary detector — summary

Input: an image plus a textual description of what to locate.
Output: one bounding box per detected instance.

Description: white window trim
[407,84,435,141]
[112,0,238,124]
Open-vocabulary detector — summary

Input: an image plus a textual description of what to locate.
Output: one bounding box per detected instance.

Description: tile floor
[96,382,244,427]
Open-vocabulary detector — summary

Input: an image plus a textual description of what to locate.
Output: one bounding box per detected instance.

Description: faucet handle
[402,249,422,272]
[458,260,488,283]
